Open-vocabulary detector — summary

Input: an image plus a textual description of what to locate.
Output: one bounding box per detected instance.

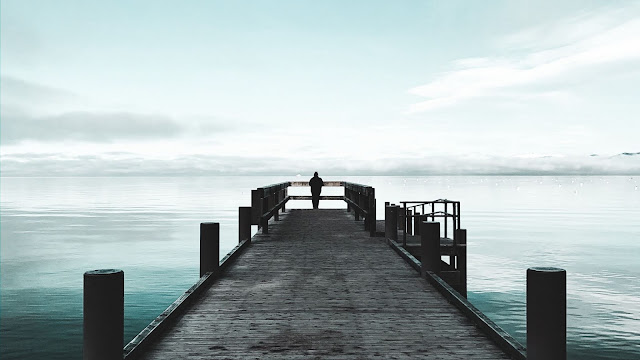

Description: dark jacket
[309,176,324,195]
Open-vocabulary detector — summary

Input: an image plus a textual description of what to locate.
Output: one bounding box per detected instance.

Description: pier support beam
[420,222,441,276]
[527,267,566,360]
[239,207,252,243]
[83,269,123,360]
[200,222,220,277]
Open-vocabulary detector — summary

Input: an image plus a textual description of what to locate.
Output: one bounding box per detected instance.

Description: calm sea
[1,176,639,359]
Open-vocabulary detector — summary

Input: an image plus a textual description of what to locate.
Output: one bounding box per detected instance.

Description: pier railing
[399,199,460,244]
[83,181,567,360]
[250,181,376,236]
[385,200,466,296]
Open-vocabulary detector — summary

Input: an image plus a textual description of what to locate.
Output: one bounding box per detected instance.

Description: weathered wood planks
[134,209,513,359]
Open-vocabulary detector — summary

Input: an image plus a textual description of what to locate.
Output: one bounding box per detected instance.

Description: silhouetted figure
[309,172,324,209]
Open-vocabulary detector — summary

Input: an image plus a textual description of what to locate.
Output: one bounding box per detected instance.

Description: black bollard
[527,267,566,360]
[83,269,124,360]
[200,222,220,277]
[420,222,441,276]
[454,229,467,298]
[385,205,398,241]
[239,207,252,243]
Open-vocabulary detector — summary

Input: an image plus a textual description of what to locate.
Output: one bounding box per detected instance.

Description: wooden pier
[83,181,566,360]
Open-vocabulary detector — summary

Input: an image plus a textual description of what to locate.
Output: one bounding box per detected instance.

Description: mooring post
[454,229,467,298]
[239,207,252,243]
[200,222,220,276]
[83,269,123,360]
[385,204,398,241]
[420,222,441,277]
[527,267,566,360]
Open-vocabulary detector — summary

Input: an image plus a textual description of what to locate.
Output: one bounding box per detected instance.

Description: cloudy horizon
[2,1,639,176]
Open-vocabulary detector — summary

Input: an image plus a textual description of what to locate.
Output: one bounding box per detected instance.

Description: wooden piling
[239,207,252,243]
[420,222,441,276]
[385,205,398,241]
[398,204,406,231]
[368,189,376,237]
[527,267,566,360]
[251,190,261,225]
[200,222,220,277]
[455,229,467,298]
[83,269,123,360]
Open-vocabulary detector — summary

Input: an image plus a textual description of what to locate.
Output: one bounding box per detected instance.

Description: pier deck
[136,209,512,359]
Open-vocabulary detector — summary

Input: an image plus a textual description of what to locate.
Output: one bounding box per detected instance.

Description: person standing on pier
[309,172,324,209]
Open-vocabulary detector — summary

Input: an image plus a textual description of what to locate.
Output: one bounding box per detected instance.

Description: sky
[1,0,639,175]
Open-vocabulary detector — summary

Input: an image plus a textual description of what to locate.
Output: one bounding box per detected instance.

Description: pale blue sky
[1,0,639,175]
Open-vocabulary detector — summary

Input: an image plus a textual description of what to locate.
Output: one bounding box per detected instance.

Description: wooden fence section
[131,210,514,360]
[250,181,376,236]
[385,201,467,297]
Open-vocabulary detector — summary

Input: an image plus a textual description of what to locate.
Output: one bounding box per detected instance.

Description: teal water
[1,176,639,359]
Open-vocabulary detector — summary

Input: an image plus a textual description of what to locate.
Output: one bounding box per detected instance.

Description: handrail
[398,200,461,245]
[290,181,343,187]
[250,180,377,237]
[251,182,290,233]
[343,182,376,237]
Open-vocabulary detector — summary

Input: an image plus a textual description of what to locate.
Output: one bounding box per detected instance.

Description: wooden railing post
[454,229,467,298]
[385,204,398,241]
[414,213,421,235]
[261,195,269,233]
[406,209,413,235]
[200,222,220,276]
[369,195,376,237]
[420,222,441,277]
[527,267,566,360]
[239,207,252,243]
[354,191,360,221]
[346,187,351,212]
[444,202,448,239]
[83,269,123,360]
[364,192,370,231]
[251,189,261,226]
[282,188,287,212]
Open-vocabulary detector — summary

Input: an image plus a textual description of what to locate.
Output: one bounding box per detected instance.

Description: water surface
[1,176,639,359]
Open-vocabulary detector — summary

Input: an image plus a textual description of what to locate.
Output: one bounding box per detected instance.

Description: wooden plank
[133,210,514,360]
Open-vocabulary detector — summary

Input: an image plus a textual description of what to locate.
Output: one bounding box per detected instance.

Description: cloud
[1,151,638,176]
[407,6,640,113]
[1,76,78,103]
[0,76,241,144]
[0,109,185,144]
